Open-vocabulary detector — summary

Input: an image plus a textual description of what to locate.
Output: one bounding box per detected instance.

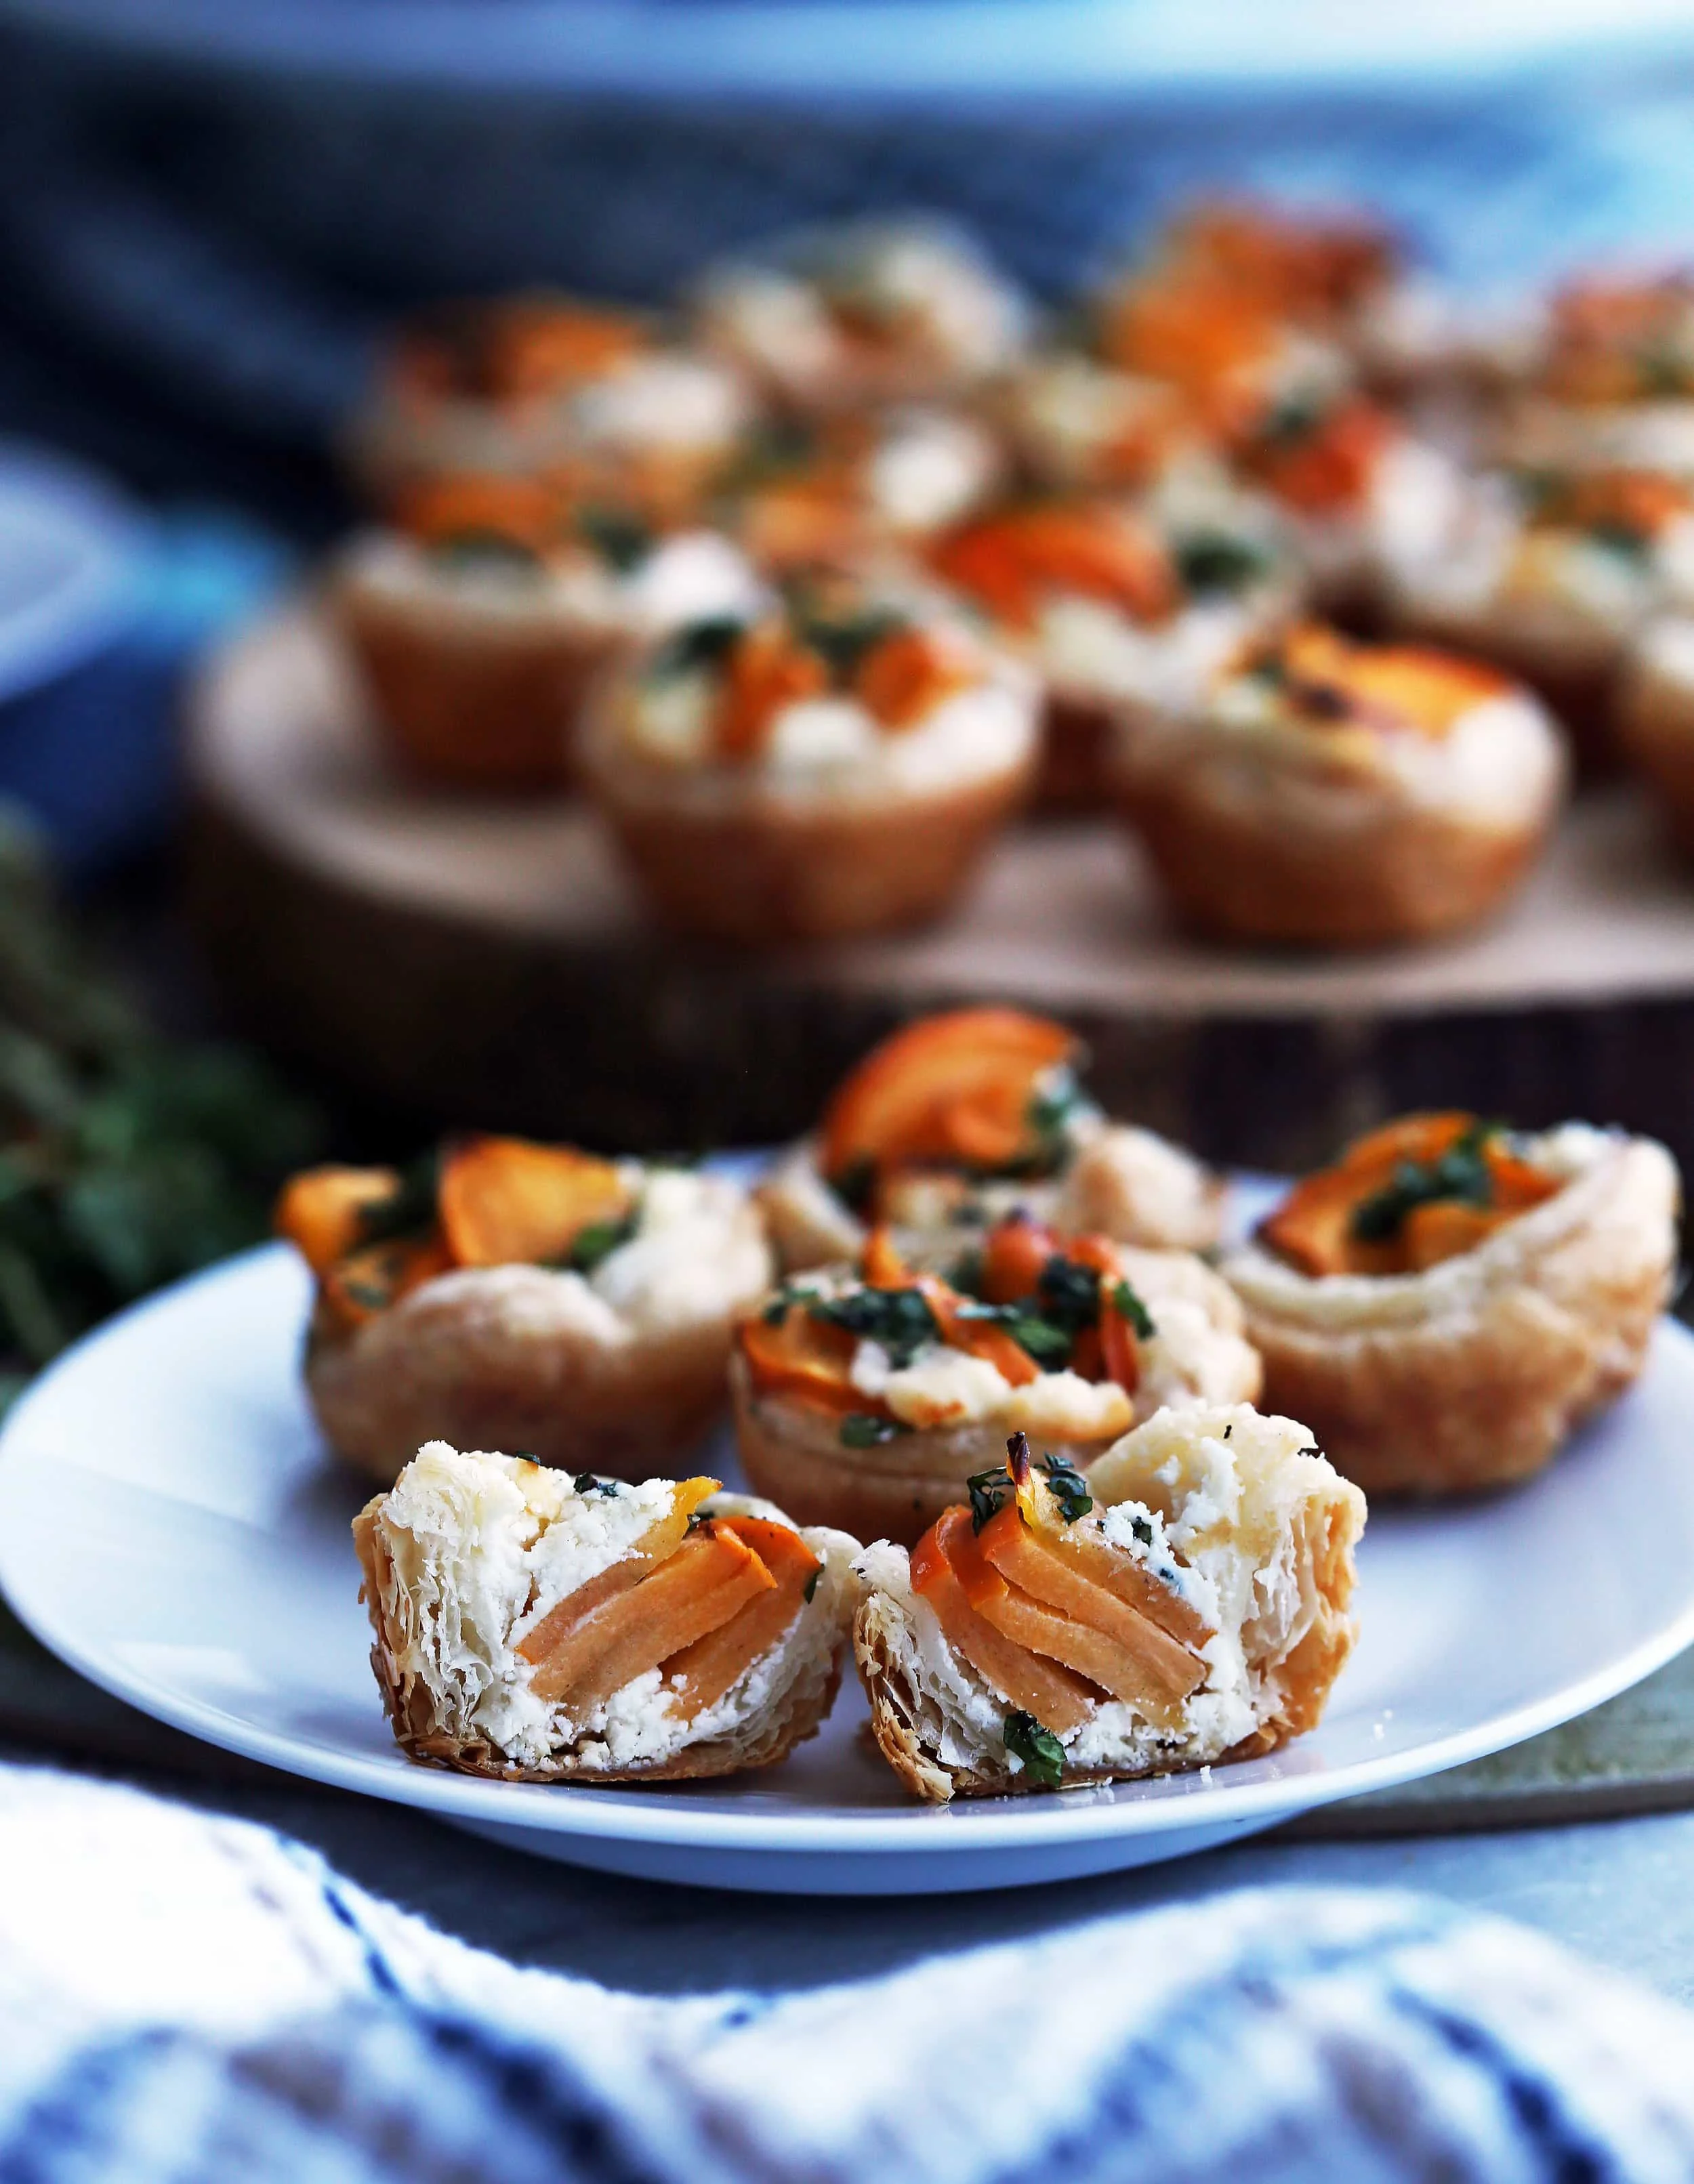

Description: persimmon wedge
[438,1138,632,1269]
[663,1517,821,1719]
[275,1167,401,1278]
[913,1509,1098,1734]
[528,1521,772,1707]
[820,1009,1079,1185]
[516,1477,720,1668]
[947,1506,1199,1728]
[739,1309,865,1414]
[1012,1469,1214,1651]
[974,1503,1205,1713]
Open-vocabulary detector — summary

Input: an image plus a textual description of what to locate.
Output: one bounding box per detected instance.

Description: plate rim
[3,1241,1694,1856]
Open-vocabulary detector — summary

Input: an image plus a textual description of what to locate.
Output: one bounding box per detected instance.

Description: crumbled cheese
[883,1345,1012,1428]
[1002,1370,1134,1440]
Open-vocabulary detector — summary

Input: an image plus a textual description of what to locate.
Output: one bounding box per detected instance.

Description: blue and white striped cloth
[1,1761,1693,2181]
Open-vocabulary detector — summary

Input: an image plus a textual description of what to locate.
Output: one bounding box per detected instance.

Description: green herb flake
[567,1211,638,1274]
[1004,1709,1067,1789]
[803,1567,821,1603]
[575,505,653,574]
[1174,530,1270,596]
[356,1152,439,1248]
[968,1465,1014,1532]
[840,1412,910,1449]
[1298,1444,1323,1459]
[1348,1120,1499,1244]
[652,615,748,680]
[572,1473,624,1498]
[1109,1278,1156,1341]
[1038,1452,1093,1524]
[808,1284,938,1368]
[1130,1513,1155,1547]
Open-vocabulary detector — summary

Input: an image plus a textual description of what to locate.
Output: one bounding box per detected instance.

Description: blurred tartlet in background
[1113,621,1567,947]
[578,571,1037,940]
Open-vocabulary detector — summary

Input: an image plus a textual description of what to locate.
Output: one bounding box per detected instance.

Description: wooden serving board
[186,604,1694,1170]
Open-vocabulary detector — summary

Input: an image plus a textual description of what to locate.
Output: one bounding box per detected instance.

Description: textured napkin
[3,1760,1694,2183]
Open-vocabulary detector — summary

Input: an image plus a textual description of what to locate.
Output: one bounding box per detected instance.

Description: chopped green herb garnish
[1349,1120,1499,1244]
[1587,519,1652,563]
[566,1211,638,1274]
[1004,1710,1066,1789]
[803,1566,821,1603]
[1256,392,1324,448]
[1298,1444,1323,1458]
[573,1473,623,1498]
[798,604,907,681]
[1174,530,1270,595]
[808,1284,938,1367]
[653,615,747,679]
[575,505,653,574]
[1129,1512,1155,1547]
[968,1465,1014,1532]
[840,1412,910,1448]
[1038,1452,1093,1524]
[1109,1278,1156,1341]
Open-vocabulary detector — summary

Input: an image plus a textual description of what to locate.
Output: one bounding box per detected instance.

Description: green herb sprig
[1349,1120,1500,1244]
[1004,1710,1066,1789]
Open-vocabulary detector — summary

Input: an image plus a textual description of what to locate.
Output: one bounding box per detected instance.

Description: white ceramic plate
[3,1242,1693,1895]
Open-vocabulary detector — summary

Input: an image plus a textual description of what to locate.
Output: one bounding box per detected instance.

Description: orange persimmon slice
[913,1509,1098,1734]
[1011,1461,1214,1651]
[974,1500,1205,1714]
[738,1309,865,1415]
[978,1213,1060,1305]
[529,1521,774,1707]
[320,1234,452,1329]
[396,474,564,556]
[663,1517,822,1720]
[820,1009,1078,1185]
[855,627,976,730]
[1243,396,1391,516]
[516,1477,720,1668]
[275,1167,401,1279]
[436,1137,632,1270]
[913,1274,1040,1387]
[714,623,828,763]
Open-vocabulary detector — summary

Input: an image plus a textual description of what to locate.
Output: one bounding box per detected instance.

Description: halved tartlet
[332,475,766,787]
[1113,621,1566,948]
[1386,466,1694,773]
[853,1412,1365,1800]
[760,1006,1224,1272]
[276,1138,772,1483]
[732,1216,1260,1545]
[347,291,752,516]
[928,486,1299,806]
[1222,1113,1680,1494]
[693,217,1028,416]
[1619,614,1694,849]
[355,1445,860,1780]
[577,572,1037,942]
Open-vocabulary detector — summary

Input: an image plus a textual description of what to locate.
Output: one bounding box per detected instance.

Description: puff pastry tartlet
[853,1411,1364,1800]
[1223,1113,1680,1494]
[333,475,765,787]
[694,217,1028,417]
[1497,273,1694,483]
[1387,467,1694,773]
[760,1007,1225,1274]
[578,573,1036,942]
[277,1137,772,1483]
[355,1445,859,1781]
[732,1215,1260,1545]
[1114,620,1565,948]
[928,487,1298,806]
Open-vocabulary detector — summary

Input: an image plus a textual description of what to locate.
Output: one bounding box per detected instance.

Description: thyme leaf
[1004,1710,1066,1789]
[1038,1452,1093,1524]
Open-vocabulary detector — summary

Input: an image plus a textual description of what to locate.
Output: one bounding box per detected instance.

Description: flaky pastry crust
[306,1187,772,1484]
[1223,1129,1679,1494]
[1618,626,1694,851]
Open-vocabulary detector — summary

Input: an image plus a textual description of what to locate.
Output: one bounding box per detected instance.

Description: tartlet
[760,1007,1225,1272]
[1113,620,1566,948]
[928,488,1298,805]
[577,573,1037,942]
[1222,1112,1680,1494]
[276,1137,772,1483]
[348,292,752,517]
[356,1445,860,1782]
[332,475,766,788]
[853,1410,1365,1801]
[1619,614,1694,848]
[694,217,1029,416]
[732,1214,1260,1545]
